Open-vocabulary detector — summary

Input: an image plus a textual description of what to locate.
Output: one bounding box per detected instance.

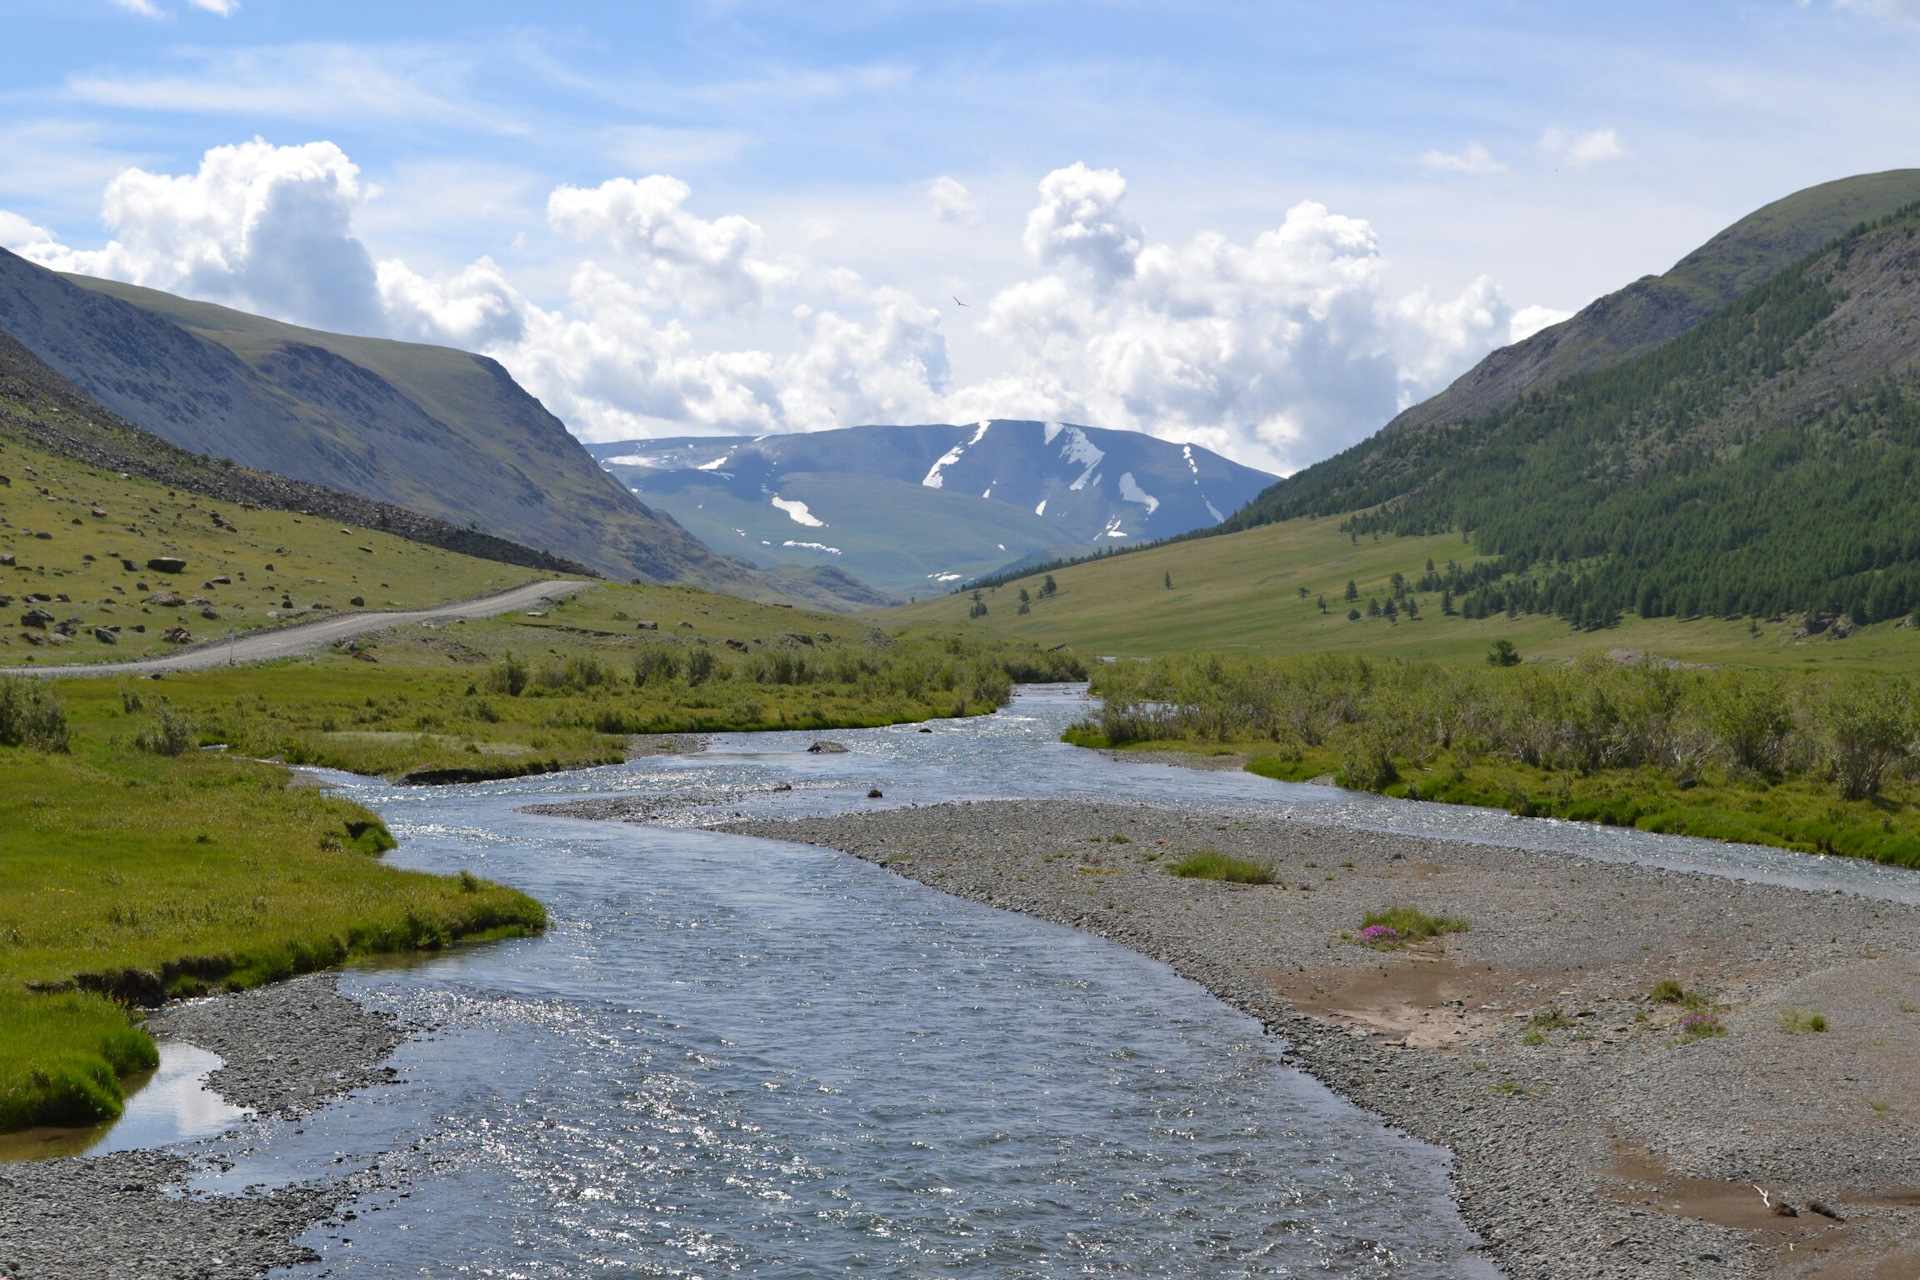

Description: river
[58,683,1920,1275]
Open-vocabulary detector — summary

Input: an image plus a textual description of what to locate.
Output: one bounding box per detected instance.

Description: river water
[79,685,1920,1275]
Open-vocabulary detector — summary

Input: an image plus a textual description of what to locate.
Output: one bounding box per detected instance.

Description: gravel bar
[717,798,1920,1280]
[0,975,407,1279]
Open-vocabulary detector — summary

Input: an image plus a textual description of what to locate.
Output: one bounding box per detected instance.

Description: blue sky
[3,0,1918,471]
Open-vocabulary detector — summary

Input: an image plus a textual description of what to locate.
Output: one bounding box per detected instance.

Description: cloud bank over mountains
[0,139,1567,474]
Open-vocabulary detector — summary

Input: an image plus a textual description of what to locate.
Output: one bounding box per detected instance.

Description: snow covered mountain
[589,420,1274,598]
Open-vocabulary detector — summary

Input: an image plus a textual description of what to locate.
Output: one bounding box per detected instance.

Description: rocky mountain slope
[0,251,887,610]
[592,421,1272,597]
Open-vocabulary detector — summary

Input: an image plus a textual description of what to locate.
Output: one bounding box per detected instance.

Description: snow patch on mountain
[922,419,994,489]
[1056,425,1105,491]
[1044,421,1065,445]
[1103,515,1127,537]
[697,450,735,471]
[1182,444,1199,474]
[771,496,825,527]
[782,540,841,555]
[1118,472,1159,515]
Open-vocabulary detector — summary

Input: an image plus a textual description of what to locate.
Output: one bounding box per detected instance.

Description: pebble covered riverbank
[0,976,405,1279]
[716,798,1920,1280]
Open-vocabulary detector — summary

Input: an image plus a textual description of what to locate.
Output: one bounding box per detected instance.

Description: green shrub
[485,651,529,697]
[1169,850,1276,884]
[0,677,70,751]
[133,703,195,756]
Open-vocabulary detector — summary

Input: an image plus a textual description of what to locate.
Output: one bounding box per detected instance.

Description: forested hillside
[1220,199,1920,630]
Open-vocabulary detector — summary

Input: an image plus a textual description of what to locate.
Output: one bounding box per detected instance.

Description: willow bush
[1083,652,1920,801]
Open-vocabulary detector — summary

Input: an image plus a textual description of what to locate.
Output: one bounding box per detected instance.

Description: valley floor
[718,798,1920,1280]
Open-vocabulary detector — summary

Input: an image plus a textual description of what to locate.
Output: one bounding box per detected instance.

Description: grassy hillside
[0,428,551,666]
[879,514,1920,674]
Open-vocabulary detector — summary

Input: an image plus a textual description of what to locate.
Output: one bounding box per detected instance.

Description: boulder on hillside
[93,627,117,644]
[146,556,187,574]
[147,590,183,607]
[162,625,192,644]
[20,608,53,629]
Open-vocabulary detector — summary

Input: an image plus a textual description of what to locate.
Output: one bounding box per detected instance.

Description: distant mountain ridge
[590,421,1274,597]
[0,250,889,611]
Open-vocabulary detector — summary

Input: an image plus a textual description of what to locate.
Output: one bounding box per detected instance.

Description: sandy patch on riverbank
[717,799,1920,1280]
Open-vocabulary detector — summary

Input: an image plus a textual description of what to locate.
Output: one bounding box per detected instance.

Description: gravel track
[0,578,586,678]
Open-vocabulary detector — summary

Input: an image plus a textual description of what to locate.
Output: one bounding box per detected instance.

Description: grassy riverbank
[0,679,546,1132]
[73,585,1084,782]
[1070,651,1920,864]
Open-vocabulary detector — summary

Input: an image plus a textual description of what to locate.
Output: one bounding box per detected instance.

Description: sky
[1,1,1918,475]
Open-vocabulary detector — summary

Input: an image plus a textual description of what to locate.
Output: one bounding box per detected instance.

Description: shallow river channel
[55,684,1920,1276]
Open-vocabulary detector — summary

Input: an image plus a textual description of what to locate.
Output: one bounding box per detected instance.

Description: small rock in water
[808,741,849,754]
[918,727,933,733]
[867,788,884,799]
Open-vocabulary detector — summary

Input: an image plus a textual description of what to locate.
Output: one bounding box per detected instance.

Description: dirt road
[3,578,590,678]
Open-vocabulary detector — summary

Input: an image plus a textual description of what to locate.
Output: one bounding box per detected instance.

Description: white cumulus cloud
[1540,127,1631,168]
[189,0,240,13]
[1022,162,1143,286]
[969,169,1520,472]
[4,142,1557,476]
[547,174,787,314]
[10,138,383,333]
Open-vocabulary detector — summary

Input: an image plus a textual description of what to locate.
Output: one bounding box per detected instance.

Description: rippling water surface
[142,684,1919,1275]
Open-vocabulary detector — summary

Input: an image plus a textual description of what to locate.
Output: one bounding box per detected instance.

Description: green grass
[1779,1009,1829,1034]
[1,430,556,668]
[1167,850,1276,884]
[0,988,159,1130]
[879,513,1920,674]
[0,723,545,1132]
[1361,905,1470,942]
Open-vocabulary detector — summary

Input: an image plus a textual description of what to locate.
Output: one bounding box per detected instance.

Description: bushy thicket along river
[56,684,1920,1276]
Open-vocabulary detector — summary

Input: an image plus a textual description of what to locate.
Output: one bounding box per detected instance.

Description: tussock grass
[1168,850,1276,884]
[1780,1009,1829,1034]
[0,988,159,1129]
[1361,905,1470,942]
